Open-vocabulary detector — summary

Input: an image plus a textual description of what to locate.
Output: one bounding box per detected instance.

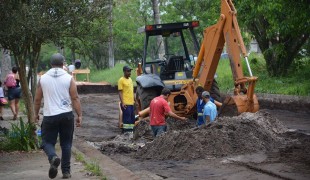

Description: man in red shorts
[149,88,187,137]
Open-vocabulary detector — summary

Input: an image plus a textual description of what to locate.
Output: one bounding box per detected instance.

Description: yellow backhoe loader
[134,0,259,121]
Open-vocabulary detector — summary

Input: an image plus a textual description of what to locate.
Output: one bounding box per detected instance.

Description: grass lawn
[216,53,310,96]
[88,54,310,96]
[89,63,137,86]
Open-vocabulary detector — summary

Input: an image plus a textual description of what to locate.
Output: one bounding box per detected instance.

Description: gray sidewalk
[0,107,151,180]
[0,149,100,180]
[0,108,101,180]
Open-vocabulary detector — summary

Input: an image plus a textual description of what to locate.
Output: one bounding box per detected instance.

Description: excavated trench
[75,93,310,179]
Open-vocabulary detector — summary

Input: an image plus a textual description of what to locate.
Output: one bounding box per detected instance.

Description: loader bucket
[219,94,259,116]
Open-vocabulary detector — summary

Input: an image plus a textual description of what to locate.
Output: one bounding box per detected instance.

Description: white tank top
[40,68,73,116]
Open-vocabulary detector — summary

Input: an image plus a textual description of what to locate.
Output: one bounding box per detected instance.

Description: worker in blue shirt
[202,91,217,123]
[196,86,221,126]
[196,86,215,126]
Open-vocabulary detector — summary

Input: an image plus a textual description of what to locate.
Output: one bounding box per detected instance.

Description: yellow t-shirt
[118,77,134,105]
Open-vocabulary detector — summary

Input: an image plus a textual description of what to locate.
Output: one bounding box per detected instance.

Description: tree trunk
[262,34,308,77]
[264,49,291,76]
[30,50,40,98]
[248,18,309,77]
[14,54,35,124]
[108,0,114,68]
[71,48,76,65]
[1,49,12,83]
[152,0,165,60]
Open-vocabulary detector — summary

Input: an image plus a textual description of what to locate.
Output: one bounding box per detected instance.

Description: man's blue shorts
[121,105,135,130]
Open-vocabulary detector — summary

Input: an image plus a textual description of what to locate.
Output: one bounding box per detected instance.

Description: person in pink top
[149,88,187,137]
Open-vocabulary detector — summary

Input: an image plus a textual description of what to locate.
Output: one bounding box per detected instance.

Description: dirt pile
[136,110,289,160]
[98,117,196,154]
[133,117,196,140]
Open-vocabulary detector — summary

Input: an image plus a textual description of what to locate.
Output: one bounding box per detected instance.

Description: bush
[249,53,266,72]
[0,118,38,151]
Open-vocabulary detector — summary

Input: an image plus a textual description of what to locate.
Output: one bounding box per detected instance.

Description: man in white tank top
[34,53,82,179]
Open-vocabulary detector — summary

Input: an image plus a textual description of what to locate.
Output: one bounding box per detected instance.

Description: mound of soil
[133,117,196,140]
[136,110,289,160]
[98,117,196,155]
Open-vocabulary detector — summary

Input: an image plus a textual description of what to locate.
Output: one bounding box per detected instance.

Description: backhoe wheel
[210,79,221,102]
[136,84,160,110]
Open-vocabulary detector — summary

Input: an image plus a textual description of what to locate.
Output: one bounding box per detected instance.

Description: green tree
[161,0,220,37]
[235,0,310,76]
[63,15,110,70]
[0,0,108,126]
[113,0,152,65]
[162,0,254,49]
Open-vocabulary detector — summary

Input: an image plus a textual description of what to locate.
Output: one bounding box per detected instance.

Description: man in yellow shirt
[118,65,135,132]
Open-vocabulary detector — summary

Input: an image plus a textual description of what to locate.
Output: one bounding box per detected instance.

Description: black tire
[136,84,160,109]
[210,79,221,102]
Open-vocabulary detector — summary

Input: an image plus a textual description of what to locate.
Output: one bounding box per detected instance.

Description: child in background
[0,81,5,120]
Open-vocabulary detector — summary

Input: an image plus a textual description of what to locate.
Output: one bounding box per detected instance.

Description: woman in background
[5,67,21,120]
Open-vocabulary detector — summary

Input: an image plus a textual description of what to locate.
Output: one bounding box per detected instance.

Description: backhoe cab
[135,21,221,114]
[136,21,200,86]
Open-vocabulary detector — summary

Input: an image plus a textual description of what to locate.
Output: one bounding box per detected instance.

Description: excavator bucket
[220,94,259,116]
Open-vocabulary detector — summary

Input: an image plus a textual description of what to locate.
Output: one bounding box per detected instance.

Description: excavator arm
[184,0,259,115]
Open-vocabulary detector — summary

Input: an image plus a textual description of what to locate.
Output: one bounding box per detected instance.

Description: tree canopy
[235,0,309,76]
[0,1,307,145]
[113,0,309,77]
[0,0,108,124]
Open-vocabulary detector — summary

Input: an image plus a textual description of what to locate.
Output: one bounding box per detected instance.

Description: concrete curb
[220,93,310,112]
[73,139,140,180]
[257,93,310,112]
[77,84,118,94]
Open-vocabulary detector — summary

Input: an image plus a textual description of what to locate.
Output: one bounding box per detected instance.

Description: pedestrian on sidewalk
[118,65,135,132]
[4,67,21,120]
[34,53,82,179]
[149,88,187,137]
[0,81,6,120]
